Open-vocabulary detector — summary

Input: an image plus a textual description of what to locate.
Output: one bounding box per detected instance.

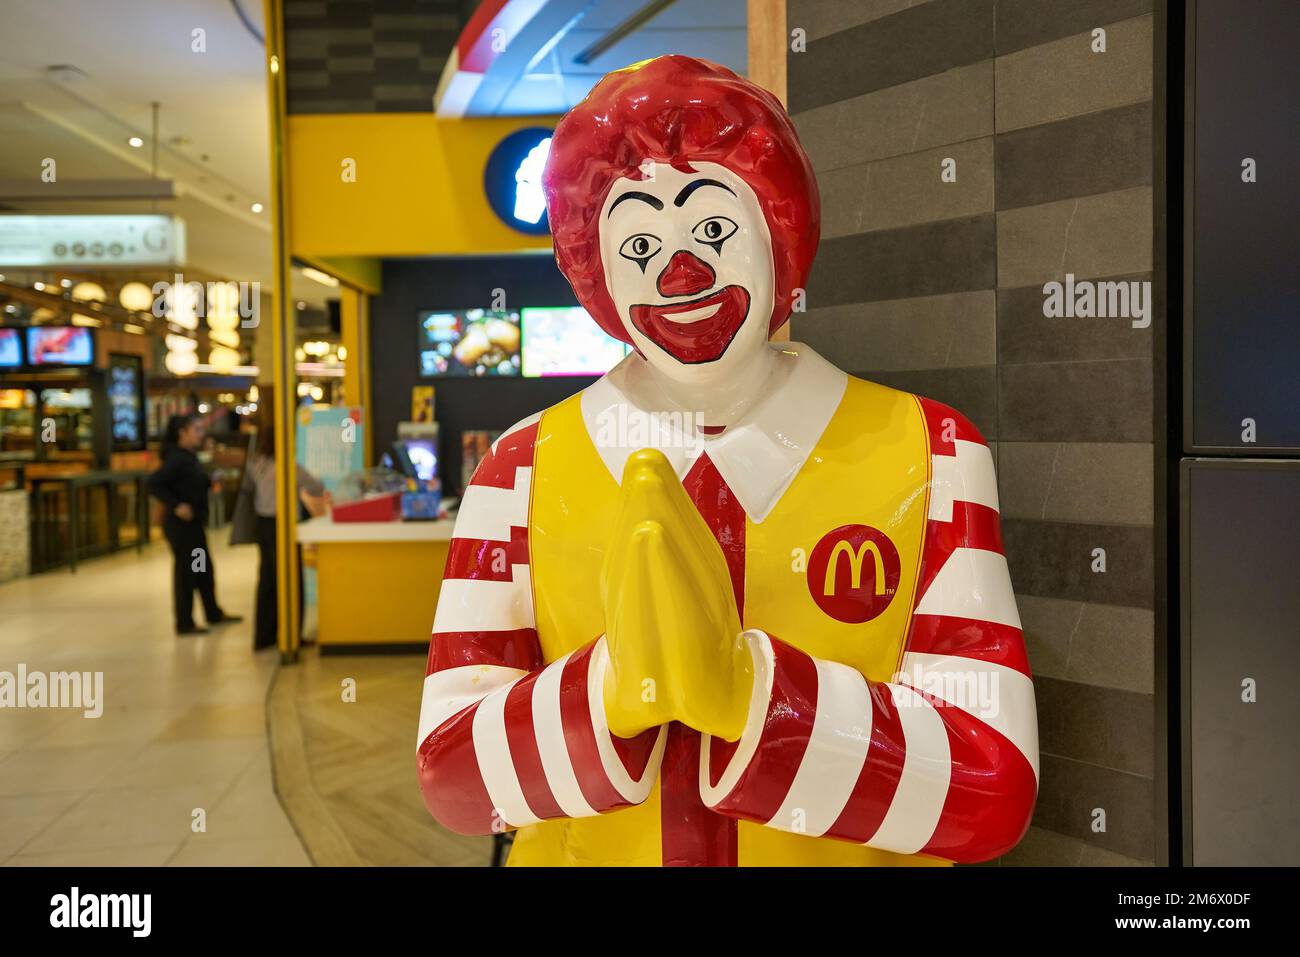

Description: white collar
[579,342,848,523]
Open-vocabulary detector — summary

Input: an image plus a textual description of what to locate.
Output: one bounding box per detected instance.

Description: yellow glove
[601,449,753,742]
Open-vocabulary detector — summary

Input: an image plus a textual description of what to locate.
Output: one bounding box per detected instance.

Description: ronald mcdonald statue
[417,55,1038,866]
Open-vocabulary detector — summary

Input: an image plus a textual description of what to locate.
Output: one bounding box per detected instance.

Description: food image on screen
[521,306,629,377]
[418,309,520,377]
[26,326,94,366]
[0,329,20,367]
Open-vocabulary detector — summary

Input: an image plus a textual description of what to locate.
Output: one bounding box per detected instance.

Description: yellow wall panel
[287,113,558,258]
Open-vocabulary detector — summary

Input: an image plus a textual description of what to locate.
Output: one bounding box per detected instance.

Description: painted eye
[619,233,661,272]
[692,216,738,253]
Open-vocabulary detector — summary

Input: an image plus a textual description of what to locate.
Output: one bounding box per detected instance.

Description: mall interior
[0,0,1295,869]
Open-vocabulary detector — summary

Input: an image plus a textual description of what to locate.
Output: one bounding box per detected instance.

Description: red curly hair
[541,55,820,345]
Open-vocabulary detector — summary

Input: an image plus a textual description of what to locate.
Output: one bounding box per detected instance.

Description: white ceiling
[0,0,273,286]
[457,0,748,116]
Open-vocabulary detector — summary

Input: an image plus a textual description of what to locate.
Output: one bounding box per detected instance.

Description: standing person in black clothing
[147,413,243,636]
[246,392,326,650]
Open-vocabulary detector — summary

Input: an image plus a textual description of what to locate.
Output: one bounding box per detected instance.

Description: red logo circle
[807,525,901,623]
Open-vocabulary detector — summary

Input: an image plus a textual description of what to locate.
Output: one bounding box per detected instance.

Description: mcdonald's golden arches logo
[807,524,901,623]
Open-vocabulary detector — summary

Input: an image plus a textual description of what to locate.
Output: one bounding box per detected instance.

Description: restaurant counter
[296,515,456,653]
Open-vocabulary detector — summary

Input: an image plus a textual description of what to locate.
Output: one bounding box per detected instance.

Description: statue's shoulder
[837,371,988,450]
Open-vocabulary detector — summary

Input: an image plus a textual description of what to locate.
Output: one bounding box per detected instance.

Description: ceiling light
[33,281,45,291]
[127,136,144,148]
[250,202,264,213]
[119,281,154,312]
[60,278,72,288]
[209,346,240,374]
[47,64,90,84]
[209,328,241,348]
[71,281,107,303]
[165,350,198,376]
[164,283,200,330]
[299,266,339,288]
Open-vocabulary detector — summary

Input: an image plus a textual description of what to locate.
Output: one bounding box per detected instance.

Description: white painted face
[598,162,775,383]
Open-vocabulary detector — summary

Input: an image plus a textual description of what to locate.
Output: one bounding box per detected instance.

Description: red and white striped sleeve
[416,415,667,836]
[699,398,1038,863]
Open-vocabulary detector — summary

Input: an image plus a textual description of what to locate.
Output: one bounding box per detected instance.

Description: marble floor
[0,533,491,867]
[0,536,309,866]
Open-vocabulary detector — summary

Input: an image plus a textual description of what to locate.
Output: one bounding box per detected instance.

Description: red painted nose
[656,250,715,298]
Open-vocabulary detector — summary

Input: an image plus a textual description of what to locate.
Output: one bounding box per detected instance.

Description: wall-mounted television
[0,328,22,368]
[417,309,520,377]
[26,326,94,366]
[521,306,630,377]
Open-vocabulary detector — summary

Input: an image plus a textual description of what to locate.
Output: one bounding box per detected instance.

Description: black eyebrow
[673,178,735,206]
[607,191,664,216]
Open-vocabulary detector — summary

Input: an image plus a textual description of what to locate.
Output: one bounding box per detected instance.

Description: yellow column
[338,286,373,467]
[263,0,300,663]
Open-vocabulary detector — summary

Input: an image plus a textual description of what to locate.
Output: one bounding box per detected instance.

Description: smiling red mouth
[628,285,751,364]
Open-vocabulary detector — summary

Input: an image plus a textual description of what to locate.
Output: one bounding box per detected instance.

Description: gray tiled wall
[788,0,1157,864]
[283,0,470,114]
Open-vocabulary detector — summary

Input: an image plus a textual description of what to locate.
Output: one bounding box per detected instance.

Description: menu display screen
[0,329,21,367]
[108,353,144,450]
[398,439,438,481]
[521,306,629,377]
[417,310,521,377]
[26,326,94,366]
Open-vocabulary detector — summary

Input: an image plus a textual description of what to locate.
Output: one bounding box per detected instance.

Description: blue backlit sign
[484,127,554,236]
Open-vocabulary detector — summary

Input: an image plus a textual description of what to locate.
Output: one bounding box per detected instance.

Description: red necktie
[657,452,745,867]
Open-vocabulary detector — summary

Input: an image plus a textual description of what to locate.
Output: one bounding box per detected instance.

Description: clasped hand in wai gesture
[600,449,754,743]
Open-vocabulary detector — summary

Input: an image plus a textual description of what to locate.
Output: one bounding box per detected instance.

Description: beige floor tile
[21,784,226,854]
[6,842,183,866]
[0,708,81,750]
[168,836,311,867]
[26,707,176,751]
[206,775,300,843]
[97,737,263,790]
[156,702,268,741]
[0,538,302,866]
[0,791,86,859]
[0,744,136,796]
